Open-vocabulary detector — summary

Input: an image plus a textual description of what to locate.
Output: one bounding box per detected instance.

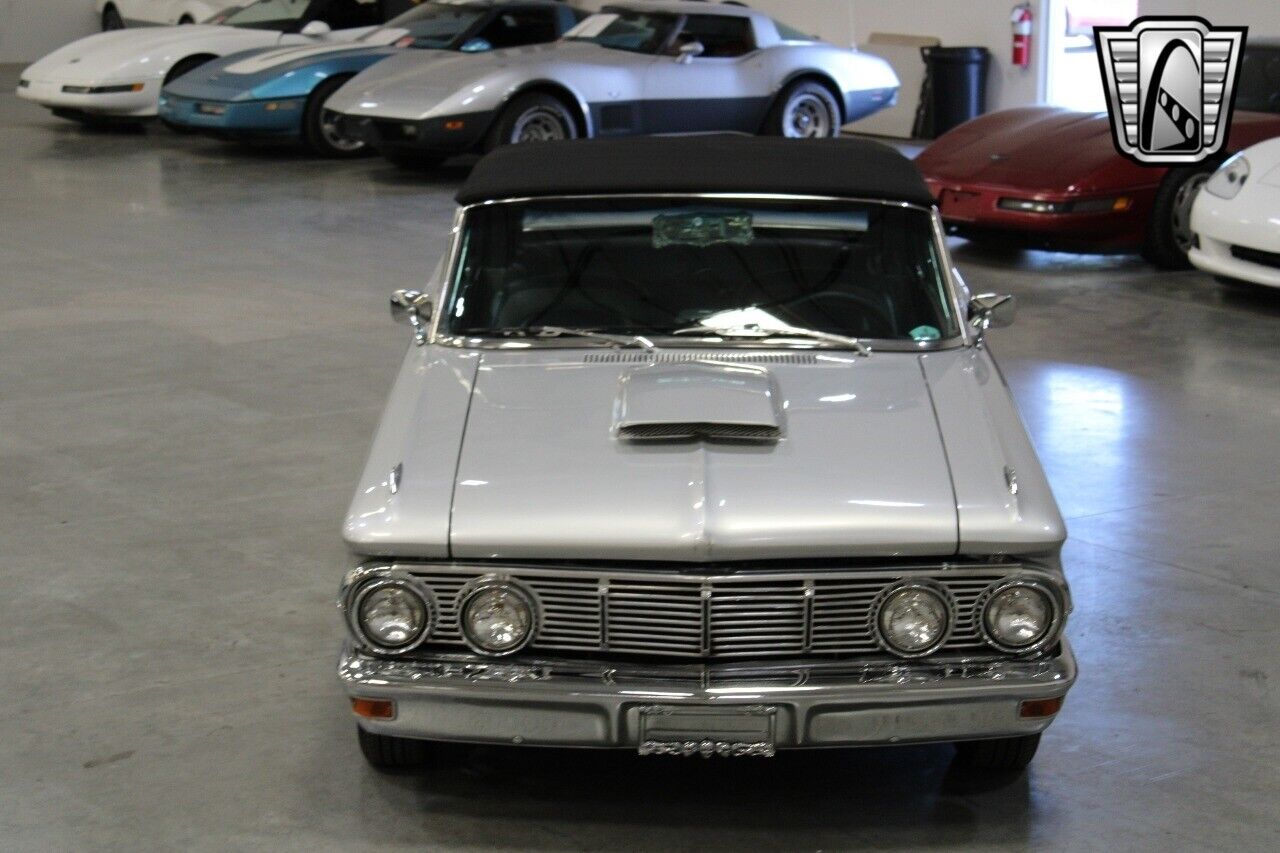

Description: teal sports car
[158,0,582,156]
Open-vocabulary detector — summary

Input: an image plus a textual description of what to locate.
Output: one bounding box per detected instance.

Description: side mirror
[459,37,492,53]
[969,293,1016,334]
[676,40,705,63]
[300,20,331,38]
[391,289,434,345]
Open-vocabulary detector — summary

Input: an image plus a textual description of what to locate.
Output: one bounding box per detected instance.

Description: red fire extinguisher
[1011,4,1033,67]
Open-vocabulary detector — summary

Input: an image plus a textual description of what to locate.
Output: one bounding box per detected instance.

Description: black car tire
[102,5,124,30]
[485,92,579,151]
[179,15,194,25]
[1142,162,1219,270]
[357,726,433,771]
[764,79,842,138]
[952,733,1041,773]
[302,75,369,158]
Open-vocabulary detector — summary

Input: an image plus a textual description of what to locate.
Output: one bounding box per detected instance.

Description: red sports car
[916,41,1280,269]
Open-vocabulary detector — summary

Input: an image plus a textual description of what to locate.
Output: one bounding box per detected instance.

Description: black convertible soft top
[455,135,936,207]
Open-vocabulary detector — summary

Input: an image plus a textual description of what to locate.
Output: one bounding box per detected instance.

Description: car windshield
[564,11,678,54]
[222,0,313,29]
[363,3,485,48]
[1236,45,1280,113]
[443,198,961,344]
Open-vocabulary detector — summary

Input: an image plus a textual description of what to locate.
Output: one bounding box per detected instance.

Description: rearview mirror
[391,289,434,345]
[676,40,705,63]
[300,20,331,38]
[969,293,1016,334]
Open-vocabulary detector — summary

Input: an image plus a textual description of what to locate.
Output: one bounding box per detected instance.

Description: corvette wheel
[303,75,369,158]
[487,93,578,150]
[1143,164,1215,270]
[768,80,841,138]
[178,16,194,25]
[102,5,124,30]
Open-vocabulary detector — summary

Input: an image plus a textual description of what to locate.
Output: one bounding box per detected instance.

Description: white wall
[0,0,98,63]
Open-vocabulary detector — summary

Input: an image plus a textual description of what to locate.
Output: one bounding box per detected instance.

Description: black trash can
[918,46,991,138]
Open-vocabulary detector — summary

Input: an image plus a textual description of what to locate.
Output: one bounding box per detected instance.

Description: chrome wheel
[1171,172,1209,254]
[782,92,835,138]
[320,110,364,153]
[509,107,573,144]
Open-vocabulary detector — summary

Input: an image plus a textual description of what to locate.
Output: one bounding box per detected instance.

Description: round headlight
[982,582,1055,652]
[460,581,536,656]
[875,583,951,657]
[354,580,430,652]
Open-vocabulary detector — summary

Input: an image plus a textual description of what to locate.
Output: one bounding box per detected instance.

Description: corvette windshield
[565,11,678,54]
[223,0,312,29]
[444,198,960,344]
[365,3,485,47]
[1236,45,1280,113]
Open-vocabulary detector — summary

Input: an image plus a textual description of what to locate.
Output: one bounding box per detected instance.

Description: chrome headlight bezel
[457,576,539,657]
[870,580,955,659]
[346,575,435,656]
[977,578,1063,655]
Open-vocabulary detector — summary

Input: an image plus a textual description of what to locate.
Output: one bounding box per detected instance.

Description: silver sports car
[325,0,900,167]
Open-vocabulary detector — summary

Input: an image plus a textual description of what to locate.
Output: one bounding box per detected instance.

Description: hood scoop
[614,362,783,443]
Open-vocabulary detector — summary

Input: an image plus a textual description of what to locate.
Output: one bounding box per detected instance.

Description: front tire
[102,5,124,30]
[952,733,1041,774]
[485,92,578,152]
[1142,163,1217,269]
[357,726,433,771]
[764,79,842,138]
[302,75,368,158]
[178,15,194,25]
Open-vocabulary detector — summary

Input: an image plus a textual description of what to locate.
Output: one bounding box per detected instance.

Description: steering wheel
[755,289,896,335]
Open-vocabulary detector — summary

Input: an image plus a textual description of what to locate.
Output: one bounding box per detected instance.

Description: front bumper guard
[339,640,1076,749]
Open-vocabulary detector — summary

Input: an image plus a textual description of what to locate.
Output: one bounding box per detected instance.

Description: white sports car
[95,1,241,30]
[1189,137,1280,290]
[17,0,410,124]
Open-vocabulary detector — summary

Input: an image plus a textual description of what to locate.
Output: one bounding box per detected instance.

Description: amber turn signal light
[444,120,466,131]
[350,697,396,720]
[1018,696,1064,718]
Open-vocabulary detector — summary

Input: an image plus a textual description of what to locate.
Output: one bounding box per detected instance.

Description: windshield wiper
[491,326,658,352]
[672,323,871,356]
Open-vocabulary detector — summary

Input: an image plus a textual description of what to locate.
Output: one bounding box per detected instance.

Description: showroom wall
[0,0,97,62]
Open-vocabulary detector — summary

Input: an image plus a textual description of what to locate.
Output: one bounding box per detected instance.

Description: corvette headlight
[981,581,1058,653]
[1205,153,1250,199]
[351,578,432,653]
[875,583,951,657]
[460,580,536,655]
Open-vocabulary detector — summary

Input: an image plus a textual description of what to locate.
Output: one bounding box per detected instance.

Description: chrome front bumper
[338,640,1076,749]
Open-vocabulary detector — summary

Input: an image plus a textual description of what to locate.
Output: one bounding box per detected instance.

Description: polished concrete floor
[2,66,1279,851]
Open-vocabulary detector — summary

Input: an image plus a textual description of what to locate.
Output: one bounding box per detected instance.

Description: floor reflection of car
[915,40,1280,270]
[324,0,900,169]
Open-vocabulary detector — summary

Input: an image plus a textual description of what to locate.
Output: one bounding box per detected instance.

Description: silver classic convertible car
[324,0,900,167]
[339,136,1075,774]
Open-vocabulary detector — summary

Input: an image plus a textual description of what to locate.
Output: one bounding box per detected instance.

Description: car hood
[916,107,1149,194]
[325,41,616,119]
[22,25,275,83]
[164,42,397,100]
[343,347,1065,563]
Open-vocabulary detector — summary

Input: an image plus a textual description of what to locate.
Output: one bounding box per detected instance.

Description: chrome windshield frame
[427,193,974,352]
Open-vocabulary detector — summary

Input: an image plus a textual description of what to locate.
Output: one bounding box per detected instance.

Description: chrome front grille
[401,563,1031,661]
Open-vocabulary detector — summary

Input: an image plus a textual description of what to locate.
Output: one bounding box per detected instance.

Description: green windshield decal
[652,212,753,249]
[910,325,941,341]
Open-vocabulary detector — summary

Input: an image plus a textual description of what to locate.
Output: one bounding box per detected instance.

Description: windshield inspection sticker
[1095,17,1247,165]
[653,213,754,248]
[910,325,941,341]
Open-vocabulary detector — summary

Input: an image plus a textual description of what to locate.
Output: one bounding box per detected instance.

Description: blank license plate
[638,705,777,757]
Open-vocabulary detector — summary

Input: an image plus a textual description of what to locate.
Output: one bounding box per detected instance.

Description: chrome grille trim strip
[347,562,1066,662]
